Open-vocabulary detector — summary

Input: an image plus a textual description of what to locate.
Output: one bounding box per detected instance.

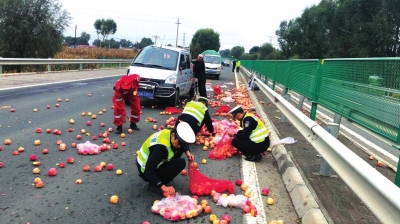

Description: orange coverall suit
[112,74,141,126]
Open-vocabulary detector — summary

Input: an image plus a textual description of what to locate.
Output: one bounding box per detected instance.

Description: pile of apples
[151,195,202,221]
[165,116,177,129]
[77,141,101,155]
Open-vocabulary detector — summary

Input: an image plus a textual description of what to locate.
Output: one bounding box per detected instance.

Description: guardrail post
[48,58,51,72]
[102,63,104,69]
[0,57,2,74]
[395,154,400,187]
[334,113,342,125]
[281,87,291,122]
[79,64,82,70]
[319,123,339,176]
[119,63,121,68]
[272,81,276,91]
[297,95,305,111]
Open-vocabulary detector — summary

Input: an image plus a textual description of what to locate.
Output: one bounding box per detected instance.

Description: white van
[127,45,195,106]
[204,54,222,80]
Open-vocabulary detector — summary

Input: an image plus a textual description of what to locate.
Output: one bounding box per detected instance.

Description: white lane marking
[236,71,268,224]
[0,74,123,91]
[242,160,268,224]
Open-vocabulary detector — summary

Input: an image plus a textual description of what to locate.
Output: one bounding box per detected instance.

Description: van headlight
[165,75,177,84]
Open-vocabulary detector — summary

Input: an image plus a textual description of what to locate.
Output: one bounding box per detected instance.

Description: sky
[60,0,321,52]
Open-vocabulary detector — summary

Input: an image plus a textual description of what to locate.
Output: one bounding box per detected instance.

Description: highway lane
[0,68,251,224]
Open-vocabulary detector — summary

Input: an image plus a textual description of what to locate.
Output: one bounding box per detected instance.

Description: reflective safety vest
[241,112,269,143]
[181,101,207,125]
[137,130,174,172]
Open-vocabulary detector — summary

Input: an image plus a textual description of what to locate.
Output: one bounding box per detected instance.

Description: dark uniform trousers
[232,137,270,157]
[137,157,186,185]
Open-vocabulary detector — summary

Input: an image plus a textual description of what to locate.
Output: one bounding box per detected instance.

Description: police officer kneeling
[176,96,214,135]
[136,122,195,197]
[228,105,270,162]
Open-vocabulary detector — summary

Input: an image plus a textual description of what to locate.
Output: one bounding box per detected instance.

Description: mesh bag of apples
[77,141,101,155]
[208,130,238,160]
[164,107,182,114]
[151,194,201,221]
[188,160,234,196]
[213,85,222,95]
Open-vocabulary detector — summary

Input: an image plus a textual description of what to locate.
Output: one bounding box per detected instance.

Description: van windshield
[204,56,221,64]
[131,46,178,70]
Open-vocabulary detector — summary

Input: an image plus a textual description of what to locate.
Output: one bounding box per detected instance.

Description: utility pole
[152,35,160,45]
[183,33,185,48]
[175,18,181,47]
[74,25,77,48]
[266,35,274,44]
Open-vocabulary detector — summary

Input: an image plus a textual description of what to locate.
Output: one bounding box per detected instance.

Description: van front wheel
[169,89,179,106]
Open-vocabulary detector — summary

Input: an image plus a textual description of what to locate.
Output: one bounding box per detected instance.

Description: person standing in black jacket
[232,60,236,72]
[193,54,207,97]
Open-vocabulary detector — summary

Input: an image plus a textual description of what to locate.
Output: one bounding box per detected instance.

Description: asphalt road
[0,67,298,224]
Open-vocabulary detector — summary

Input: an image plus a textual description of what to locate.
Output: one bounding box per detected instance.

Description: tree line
[276,0,400,59]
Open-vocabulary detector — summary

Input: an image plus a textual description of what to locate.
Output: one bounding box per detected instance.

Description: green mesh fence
[242,58,400,143]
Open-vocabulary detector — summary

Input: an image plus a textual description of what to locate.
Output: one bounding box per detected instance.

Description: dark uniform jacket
[235,113,258,141]
[193,60,206,81]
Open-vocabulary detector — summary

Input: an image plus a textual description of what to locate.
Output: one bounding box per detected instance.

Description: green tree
[120,39,134,48]
[0,0,70,59]
[259,42,274,59]
[219,49,231,58]
[94,18,117,47]
[249,46,260,54]
[78,32,91,45]
[94,19,102,47]
[189,28,221,58]
[231,46,244,59]
[138,37,154,49]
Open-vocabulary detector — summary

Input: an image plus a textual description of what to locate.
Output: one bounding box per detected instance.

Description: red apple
[46,105,51,109]
[86,121,91,126]
[36,128,42,133]
[83,164,91,171]
[55,104,60,107]
[108,127,113,132]
[67,157,74,164]
[95,165,102,172]
[106,164,114,171]
[42,149,49,154]
[181,169,187,175]
[10,108,15,112]
[12,151,19,155]
[4,139,11,145]
[204,206,212,214]
[235,179,243,186]
[262,187,269,196]
[242,205,251,213]
[46,128,51,133]
[251,208,258,216]
[29,154,37,161]
[112,143,118,149]
[0,161,3,168]
[59,162,66,168]
[0,146,2,151]
[71,142,77,148]
[92,136,97,140]
[121,142,126,146]
[377,161,384,167]
[76,135,82,140]
[68,128,74,132]
[48,168,57,176]
[100,123,105,127]
[221,214,231,222]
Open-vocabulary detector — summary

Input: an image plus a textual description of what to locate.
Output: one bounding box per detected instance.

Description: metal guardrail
[242,67,400,224]
[0,58,132,73]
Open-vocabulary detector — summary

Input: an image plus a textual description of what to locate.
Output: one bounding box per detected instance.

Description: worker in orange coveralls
[112,73,141,134]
